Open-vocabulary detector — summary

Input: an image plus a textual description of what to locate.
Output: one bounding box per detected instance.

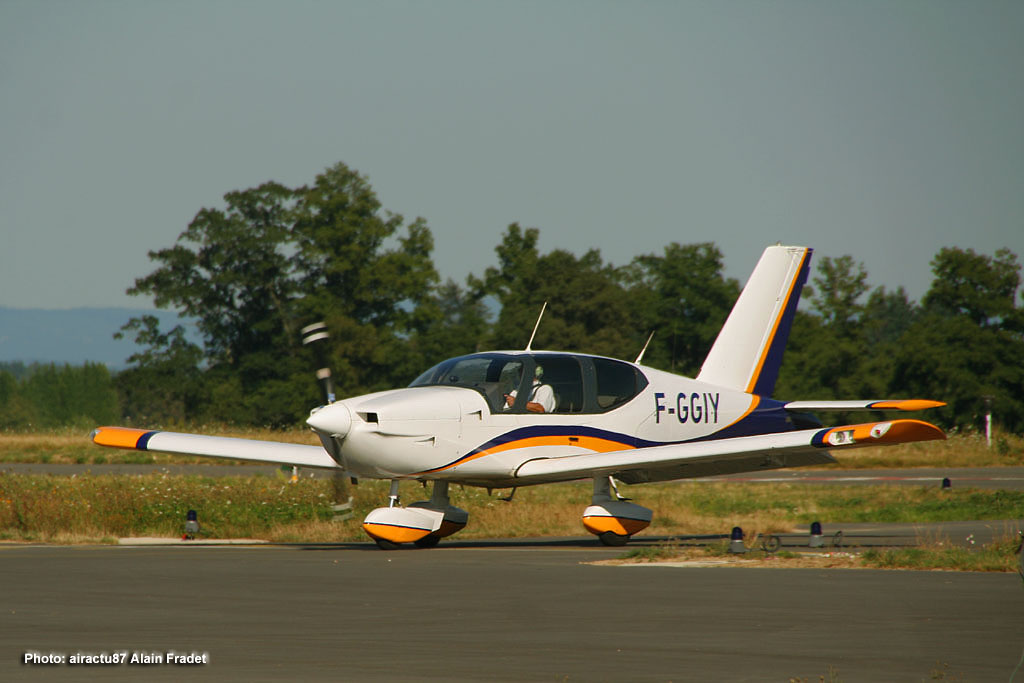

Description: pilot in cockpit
[504,365,555,414]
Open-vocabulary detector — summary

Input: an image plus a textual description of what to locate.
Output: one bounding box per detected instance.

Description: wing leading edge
[512,418,944,485]
[91,427,341,470]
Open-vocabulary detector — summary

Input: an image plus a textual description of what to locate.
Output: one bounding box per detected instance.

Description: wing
[91,426,342,470]
[784,400,945,411]
[512,418,944,485]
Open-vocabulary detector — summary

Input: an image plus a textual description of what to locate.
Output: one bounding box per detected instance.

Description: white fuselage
[308,356,771,487]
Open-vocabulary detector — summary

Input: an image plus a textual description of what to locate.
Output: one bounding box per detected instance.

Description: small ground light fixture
[184,509,199,540]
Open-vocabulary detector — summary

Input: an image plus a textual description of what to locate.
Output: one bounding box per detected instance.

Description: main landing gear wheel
[413,535,442,549]
[598,531,630,547]
[375,538,402,550]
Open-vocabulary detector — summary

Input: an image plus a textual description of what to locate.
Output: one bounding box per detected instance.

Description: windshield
[410,353,524,412]
[410,352,648,415]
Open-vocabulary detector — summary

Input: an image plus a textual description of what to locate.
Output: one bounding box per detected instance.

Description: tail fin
[696,245,812,396]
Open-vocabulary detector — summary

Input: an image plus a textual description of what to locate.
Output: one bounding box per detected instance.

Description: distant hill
[0,308,199,369]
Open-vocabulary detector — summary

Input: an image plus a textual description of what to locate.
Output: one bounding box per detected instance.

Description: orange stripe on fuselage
[92,427,152,449]
[744,249,810,394]
[717,395,760,433]
[418,434,635,475]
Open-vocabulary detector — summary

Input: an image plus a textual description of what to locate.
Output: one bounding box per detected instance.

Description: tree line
[1,161,1021,433]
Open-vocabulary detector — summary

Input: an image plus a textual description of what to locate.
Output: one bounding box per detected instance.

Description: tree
[809,255,869,332]
[0,370,35,429]
[924,247,1023,329]
[290,163,440,395]
[776,255,889,402]
[624,242,739,375]
[473,224,637,359]
[123,162,441,425]
[894,247,1024,432]
[407,280,491,373]
[114,316,204,425]
[20,363,119,428]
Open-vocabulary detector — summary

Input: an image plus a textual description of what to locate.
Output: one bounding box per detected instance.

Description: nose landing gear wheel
[598,531,630,547]
[375,538,402,550]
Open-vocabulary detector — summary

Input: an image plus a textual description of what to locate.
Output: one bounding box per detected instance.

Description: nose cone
[307,402,352,438]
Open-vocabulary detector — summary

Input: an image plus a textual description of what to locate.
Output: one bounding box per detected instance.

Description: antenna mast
[525,301,547,351]
[634,331,655,364]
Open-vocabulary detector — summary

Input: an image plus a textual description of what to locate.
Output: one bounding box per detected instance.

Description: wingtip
[868,399,946,411]
[813,419,946,448]
[91,426,155,449]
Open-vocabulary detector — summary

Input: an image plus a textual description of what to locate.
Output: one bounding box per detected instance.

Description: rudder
[696,245,812,396]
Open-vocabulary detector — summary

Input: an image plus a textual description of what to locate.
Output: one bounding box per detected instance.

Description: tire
[375,538,402,550]
[598,531,630,547]
[413,535,441,549]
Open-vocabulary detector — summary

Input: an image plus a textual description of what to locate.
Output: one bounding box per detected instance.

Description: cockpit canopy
[409,352,649,415]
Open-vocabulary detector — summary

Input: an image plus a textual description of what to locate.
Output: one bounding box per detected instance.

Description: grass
[3,474,1024,550]
[0,472,336,542]
[861,533,1024,572]
[2,427,1023,573]
[612,531,1024,574]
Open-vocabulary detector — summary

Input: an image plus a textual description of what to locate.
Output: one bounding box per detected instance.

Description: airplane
[92,245,946,549]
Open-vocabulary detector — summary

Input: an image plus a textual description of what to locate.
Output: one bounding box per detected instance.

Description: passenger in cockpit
[504,365,555,414]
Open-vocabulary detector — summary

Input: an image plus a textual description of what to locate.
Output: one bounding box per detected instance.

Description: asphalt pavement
[1,542,1023,682]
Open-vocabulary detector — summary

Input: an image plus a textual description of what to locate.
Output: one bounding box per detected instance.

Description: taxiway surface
[2,542,1023,682]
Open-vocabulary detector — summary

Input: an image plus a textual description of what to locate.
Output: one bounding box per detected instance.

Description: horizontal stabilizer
[512,419,945,485]
[91,426,341,470]
[785,400,946,412]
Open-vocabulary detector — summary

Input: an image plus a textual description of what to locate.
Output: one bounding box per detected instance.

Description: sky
[2,0,1022,311]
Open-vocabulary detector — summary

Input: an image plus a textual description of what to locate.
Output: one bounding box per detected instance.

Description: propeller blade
[301,321,336,405]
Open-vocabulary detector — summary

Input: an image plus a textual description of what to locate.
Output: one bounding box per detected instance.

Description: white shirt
[508,380,555,413]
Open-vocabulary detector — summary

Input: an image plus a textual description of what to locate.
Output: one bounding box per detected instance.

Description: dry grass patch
[602,529,1024,573]
[3,473,1024,547]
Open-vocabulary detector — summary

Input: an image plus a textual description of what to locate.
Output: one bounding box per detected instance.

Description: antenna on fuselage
[525,301,547,351]
[634,331,655,365]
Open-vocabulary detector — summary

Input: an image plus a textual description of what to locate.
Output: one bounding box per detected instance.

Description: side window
[533,356,584,414]
[593,358,647,412]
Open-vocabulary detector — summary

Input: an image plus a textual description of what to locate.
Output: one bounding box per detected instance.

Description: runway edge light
[184,510,199,541]
[809,521,823,548]
[728,526,747,554]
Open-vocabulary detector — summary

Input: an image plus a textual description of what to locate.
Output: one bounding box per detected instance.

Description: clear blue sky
[2,0,1022,310]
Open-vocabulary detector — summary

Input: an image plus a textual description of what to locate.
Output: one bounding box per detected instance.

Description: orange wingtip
[813,419,945,448]
[868,400,946,411]
[91,426,153,449]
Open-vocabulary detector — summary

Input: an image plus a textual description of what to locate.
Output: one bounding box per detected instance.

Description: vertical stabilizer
[696,245,812,396]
